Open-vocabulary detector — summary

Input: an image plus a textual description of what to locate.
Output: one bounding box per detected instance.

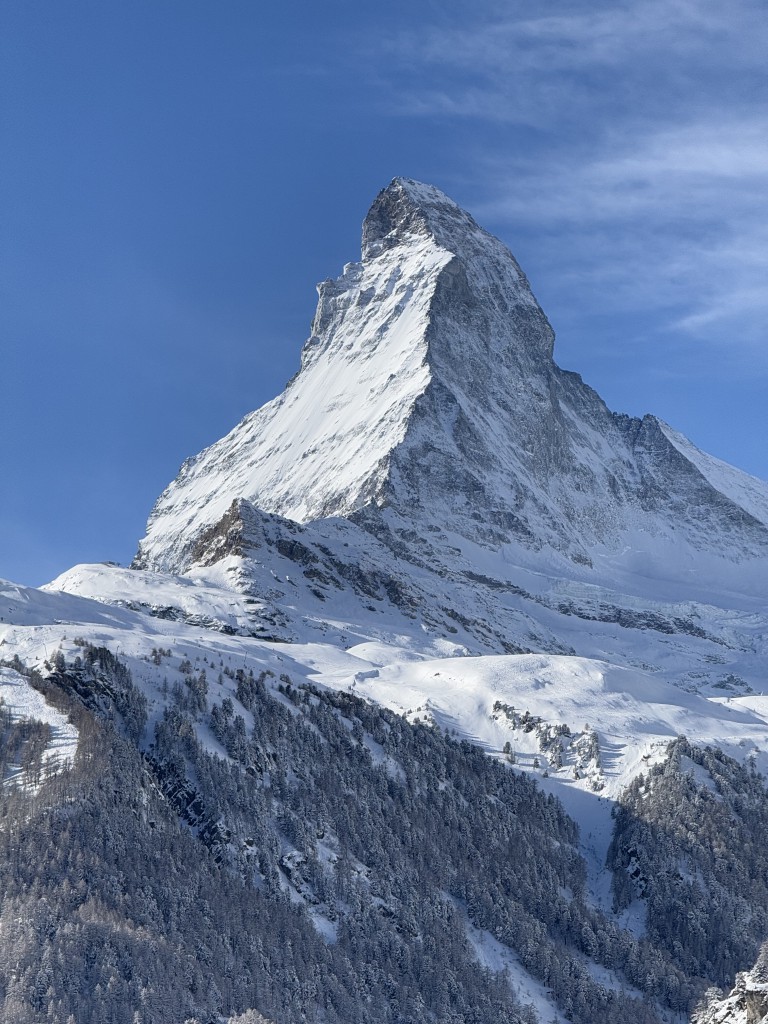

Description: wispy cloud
[476,120,768,350]
[362,0,768,363]
[382,0,765,125]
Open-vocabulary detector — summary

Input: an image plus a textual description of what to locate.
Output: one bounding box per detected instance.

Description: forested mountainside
[609,739,768,990]
[5,655,535,1024]
[3,179,768,1023]
[3,646,768,1024]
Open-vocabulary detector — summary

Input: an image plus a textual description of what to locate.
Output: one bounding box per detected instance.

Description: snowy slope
[44,562,270,636]
[0,664,78,784]
[659,420,768,529]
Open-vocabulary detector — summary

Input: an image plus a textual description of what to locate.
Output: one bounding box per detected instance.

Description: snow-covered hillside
[0,664,78,787]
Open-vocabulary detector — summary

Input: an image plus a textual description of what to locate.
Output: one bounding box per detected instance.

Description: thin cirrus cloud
[477,122,768,353]
[384,0,764,123]
[371,0,767,360]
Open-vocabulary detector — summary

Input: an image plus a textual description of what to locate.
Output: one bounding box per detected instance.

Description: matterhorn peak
[136,180,768,588]
[137,179,559,571]
[306,177,554,377]
[363,178,554,354]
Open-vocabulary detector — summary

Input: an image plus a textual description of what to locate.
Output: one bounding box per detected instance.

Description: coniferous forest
[3,650,767,1023]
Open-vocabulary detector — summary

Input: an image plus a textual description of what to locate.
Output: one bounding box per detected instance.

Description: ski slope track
[3,178,768,1023]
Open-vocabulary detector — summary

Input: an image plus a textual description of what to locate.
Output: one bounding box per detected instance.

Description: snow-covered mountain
[125,177,768,694]
[136,178,768,591]
[3,178,768,1024]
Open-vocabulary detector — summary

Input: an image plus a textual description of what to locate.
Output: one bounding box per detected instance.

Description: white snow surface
[7,567,768,920]
[0,664,78,783]
[44,562,266,634]
[460,908,570,1023]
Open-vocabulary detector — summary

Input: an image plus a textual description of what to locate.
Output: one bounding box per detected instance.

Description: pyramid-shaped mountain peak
[136,181,768,588]
[361,177,534,277]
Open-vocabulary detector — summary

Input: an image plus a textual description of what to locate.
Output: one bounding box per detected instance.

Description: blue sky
[2,0,766,586]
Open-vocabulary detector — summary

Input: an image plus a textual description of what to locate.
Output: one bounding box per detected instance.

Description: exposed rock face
[693,945,768,1023]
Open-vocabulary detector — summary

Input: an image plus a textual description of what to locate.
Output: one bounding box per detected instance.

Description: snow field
[0,665,79,785]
